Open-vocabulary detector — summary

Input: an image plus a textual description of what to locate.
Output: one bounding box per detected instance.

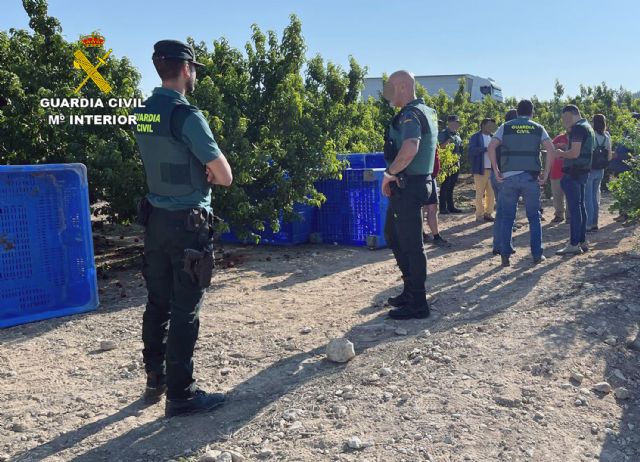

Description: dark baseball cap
[447,115,460,122]
[152,40,204,67]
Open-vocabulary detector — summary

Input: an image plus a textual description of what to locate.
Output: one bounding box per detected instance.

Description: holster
[136,197,153,227]
[183,248,215,289]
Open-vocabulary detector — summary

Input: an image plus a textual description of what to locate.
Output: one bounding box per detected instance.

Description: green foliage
[186,16,382,238]
[2,2,639,226]
[436,142,458,185]
[0,0,144,221]
[609,124,640,219]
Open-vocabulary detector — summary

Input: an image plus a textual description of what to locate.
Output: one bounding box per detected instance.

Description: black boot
[388,277,410,307]
[388,290,411,307]
[388,292,430,320]
[165,389,226,418]
[143,372,167,405]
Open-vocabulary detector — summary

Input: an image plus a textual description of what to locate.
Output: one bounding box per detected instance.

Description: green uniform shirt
[144,87,222,211]
[388,99,438,175]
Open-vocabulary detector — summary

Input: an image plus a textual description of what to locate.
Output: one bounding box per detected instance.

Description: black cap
[447,114,459,122]
[152,40,204,67]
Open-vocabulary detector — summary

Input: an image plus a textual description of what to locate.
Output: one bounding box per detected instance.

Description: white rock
[300,327,312,334]
[216,453,233,462]
[347,436,364,449]
[570,372,584,384]
[379,367,393,377]
[224,451,245,462]
[198,451,222,462]
[615,387,631,400]
[604,337,617,346]
[585,326,600,335]
[258,448,273,459]
[326,338,355,363]
[612,369,626,381]
[395,328,408,336]
[99,340,117,351]
[594,382,613,393]
[334,405,348,418]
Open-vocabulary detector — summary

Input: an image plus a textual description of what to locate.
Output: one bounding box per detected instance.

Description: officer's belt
[402,174,432,182]
[150,205,213,229]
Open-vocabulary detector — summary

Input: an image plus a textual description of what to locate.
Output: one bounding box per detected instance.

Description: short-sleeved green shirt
[143,87,222,211]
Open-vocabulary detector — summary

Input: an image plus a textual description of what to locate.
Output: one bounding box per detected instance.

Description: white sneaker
[556,244,583,256]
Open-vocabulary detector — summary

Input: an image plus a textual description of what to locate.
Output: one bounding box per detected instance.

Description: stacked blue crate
[221,203,314,246]
[314,168,389,248]
[337,152,385,169]
[0,164,99,328]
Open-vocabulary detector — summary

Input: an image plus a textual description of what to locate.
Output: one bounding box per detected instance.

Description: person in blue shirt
[133,40,233,417]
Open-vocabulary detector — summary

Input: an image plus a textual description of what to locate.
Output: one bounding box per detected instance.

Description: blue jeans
[585,169,604,229]
[496,173,542,257]
[561,173,588,246]
[490,171,513,253]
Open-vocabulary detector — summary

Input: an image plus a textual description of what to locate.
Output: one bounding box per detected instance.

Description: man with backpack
[585,114,613,232]
[382,70,438,320]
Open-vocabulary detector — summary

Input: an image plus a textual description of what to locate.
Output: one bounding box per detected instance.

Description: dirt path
[1,188,639,462]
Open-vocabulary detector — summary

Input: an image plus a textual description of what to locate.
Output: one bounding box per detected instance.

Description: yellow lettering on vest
[136,123,154,133]
[135,113,161,123]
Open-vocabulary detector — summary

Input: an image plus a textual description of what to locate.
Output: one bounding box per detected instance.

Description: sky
[3,0,639,100]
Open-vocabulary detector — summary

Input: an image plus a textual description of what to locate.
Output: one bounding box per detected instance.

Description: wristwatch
[384,168,395,178]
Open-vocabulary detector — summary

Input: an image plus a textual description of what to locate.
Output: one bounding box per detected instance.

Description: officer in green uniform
[382,70,438,320]
[438,115,464,214]
[133,40,233,417]
[487,100,556,267]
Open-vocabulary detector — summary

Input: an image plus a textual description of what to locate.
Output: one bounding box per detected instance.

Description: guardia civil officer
[487,100,556,267]
[133,40,233,417]
[382,71,438,320]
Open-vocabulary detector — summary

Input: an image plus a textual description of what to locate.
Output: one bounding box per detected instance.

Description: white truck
[361,74,504,103]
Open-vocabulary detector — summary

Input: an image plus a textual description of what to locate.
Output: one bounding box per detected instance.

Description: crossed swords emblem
[73,48,113,94]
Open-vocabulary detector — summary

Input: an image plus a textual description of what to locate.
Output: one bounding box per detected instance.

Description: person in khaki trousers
[468,118,497,222]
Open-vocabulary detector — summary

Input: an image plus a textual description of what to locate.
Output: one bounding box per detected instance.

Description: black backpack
[592,134,610,170]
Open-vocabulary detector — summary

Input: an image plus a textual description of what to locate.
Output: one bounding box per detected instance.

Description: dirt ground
[1,179,639,462]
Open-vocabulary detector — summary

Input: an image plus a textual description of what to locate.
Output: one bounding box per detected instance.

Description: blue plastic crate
[314,168,389,248]
[221,203,314,246]
[364,152,386,168]
[0,164,99,328]
[337,153,386,169]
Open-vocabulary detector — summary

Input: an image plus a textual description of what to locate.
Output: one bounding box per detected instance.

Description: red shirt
[551,134,568,180]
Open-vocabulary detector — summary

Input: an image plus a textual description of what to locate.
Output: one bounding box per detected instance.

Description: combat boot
[388,292,430,320]
[165,389,226,418]
[143,372,167,405]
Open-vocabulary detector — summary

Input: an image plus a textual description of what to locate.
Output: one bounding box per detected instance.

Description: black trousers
[439,170,460,212]
[384,178,432,297]
[141,207,210,400]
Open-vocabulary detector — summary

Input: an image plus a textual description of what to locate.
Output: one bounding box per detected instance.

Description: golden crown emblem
[80,33,105,48]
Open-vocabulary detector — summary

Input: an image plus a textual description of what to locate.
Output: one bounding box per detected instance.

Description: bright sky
[3,0,639,100]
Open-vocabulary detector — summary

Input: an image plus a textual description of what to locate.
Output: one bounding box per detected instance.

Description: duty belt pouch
[136,197,152,227]
[185,209,208,231]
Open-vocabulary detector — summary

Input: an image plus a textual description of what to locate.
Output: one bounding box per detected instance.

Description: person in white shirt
[468,118,497,222]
